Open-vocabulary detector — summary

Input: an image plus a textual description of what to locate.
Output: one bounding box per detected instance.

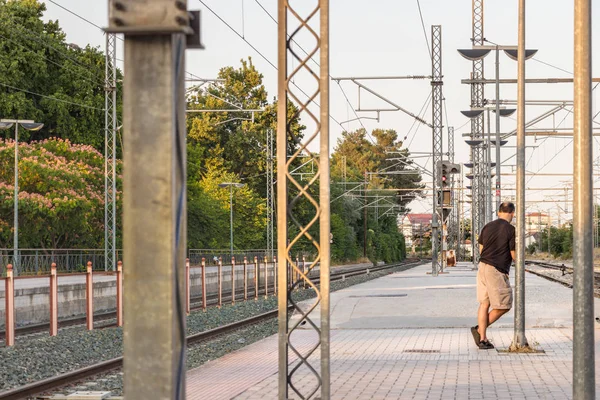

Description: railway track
[0,259,422,399]
[525,260,600,282]
[1,259,421,340]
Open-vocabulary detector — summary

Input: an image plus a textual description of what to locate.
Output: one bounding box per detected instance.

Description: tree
[186,58,304,197]
[187,163,266,249]
[0,138,121,249]
[0,0,120,152]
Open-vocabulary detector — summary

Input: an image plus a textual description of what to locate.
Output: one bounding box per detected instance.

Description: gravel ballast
[0,261,419,395]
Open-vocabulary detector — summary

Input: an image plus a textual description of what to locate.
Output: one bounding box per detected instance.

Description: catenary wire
[252,0,374,143]
[0,81,104,111]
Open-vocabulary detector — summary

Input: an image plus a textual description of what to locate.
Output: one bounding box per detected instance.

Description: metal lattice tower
[431,25,443,275]
[470,0,485,265]
[277,0,330,398]
[104,33,117,271]
[266,128,274,260]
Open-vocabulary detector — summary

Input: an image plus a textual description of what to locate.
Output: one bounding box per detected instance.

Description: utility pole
[431,25,443,276]
[512,0,529,350]
[266,129,274,260]
[105,32,117,272]
[107,2,201,397]
[470,0,485,268]
[364,171,368,258]
[573,0,595,394]
[277,1,331,398]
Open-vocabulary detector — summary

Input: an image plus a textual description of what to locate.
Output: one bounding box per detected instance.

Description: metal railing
[0,248,315,275]
[0,249,110,275]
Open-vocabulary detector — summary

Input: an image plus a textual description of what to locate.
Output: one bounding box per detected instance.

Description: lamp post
[219,182,245,257]
[0,119,44,275]
[457,46,536,217]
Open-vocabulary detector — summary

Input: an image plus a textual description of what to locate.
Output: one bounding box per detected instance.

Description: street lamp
[218,182,245,257]
[0,119,44,275]
[458,44,537,211]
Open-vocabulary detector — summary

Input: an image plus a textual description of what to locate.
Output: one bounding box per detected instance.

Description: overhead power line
[252,0,373,142]
[0,32,104,88]
[197,0,348,132]
[0,81,105,111]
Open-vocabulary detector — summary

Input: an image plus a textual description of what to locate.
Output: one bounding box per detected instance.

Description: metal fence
[0,248,315,275]
[0,249,110,275]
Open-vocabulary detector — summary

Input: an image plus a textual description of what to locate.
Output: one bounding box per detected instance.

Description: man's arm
[511,250,516,261]
[479,244,483,254]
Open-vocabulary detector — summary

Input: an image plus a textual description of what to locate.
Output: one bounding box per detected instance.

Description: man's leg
[478,301,490,341]
[479,307,510,341]
[488,308,510,326]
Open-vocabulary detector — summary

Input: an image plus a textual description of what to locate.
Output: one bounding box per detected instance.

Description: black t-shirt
[478,218,516,274]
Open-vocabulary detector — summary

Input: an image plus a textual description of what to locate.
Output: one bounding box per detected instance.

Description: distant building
[400,214,432,246]
[525,212,551,235]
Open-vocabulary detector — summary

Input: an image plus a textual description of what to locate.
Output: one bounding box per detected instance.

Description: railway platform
[187,261,600,399]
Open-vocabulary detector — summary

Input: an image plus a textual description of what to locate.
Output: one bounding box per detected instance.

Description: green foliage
[0,138,121,248]
[537,224,573,258]
[0,0,121,152]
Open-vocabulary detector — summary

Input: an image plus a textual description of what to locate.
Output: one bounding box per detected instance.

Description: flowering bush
[0,138,121,249]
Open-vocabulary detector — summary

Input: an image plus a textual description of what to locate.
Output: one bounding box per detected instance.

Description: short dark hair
[499,202,515,214]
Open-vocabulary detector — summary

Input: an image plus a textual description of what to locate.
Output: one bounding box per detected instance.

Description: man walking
[471,202,516,349]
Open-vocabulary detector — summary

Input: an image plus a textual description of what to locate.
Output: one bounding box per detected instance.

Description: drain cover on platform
[349,294,407,298]
[403,349,440,353]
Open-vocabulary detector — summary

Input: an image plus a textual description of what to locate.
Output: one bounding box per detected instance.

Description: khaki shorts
[477,262,513,309]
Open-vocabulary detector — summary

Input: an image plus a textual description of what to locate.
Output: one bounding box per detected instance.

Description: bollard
[273,256,278,295]
[264,256,268,298]
[116,261,123,327]
[302,255,307,289]
[296,256,300,288]
[231,257,236,305]
[254,256,259,300]
[201,258,207,311]
[5,264,14,346]
[243,256,248,300]
[218,257,222,308]
[86,261,93,330]
[50,263,58,336]
[185,258,190,315]
[273,255,277,295]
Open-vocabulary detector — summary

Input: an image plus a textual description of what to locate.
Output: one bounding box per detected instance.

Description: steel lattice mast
[431,25,443,275]
[470,0,485,266]
[266,128,274,260]
[104,33,117,271]
[277,0,330,398]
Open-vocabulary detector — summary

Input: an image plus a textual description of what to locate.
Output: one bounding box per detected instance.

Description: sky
[40,0,600,223]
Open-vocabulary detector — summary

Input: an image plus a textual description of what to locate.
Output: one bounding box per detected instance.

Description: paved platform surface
[187,262,600,399]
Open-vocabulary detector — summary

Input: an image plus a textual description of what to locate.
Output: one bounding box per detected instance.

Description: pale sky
[40,0,600,222]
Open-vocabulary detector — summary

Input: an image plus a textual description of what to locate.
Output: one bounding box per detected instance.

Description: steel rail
[1,260,422,339]
[0,259,422,399]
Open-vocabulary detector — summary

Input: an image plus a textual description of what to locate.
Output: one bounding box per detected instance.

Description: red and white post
[231,257,236,305]
[4,264,14,346]
[116,261,123,327]
[264,256,268,298]
[201,258,207,311]
[218,257,223,308]
[50,263,58,336]
[86,261,93,330]
[254,256,259,300]
[273,255,278,294]
[243,256,248,300]
[185,258,190,315]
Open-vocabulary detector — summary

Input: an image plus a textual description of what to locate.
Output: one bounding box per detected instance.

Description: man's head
[498,202,515,222]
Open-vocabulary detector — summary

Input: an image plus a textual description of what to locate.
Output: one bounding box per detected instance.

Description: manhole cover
[349,294,407,298]
[403,349,440,353]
